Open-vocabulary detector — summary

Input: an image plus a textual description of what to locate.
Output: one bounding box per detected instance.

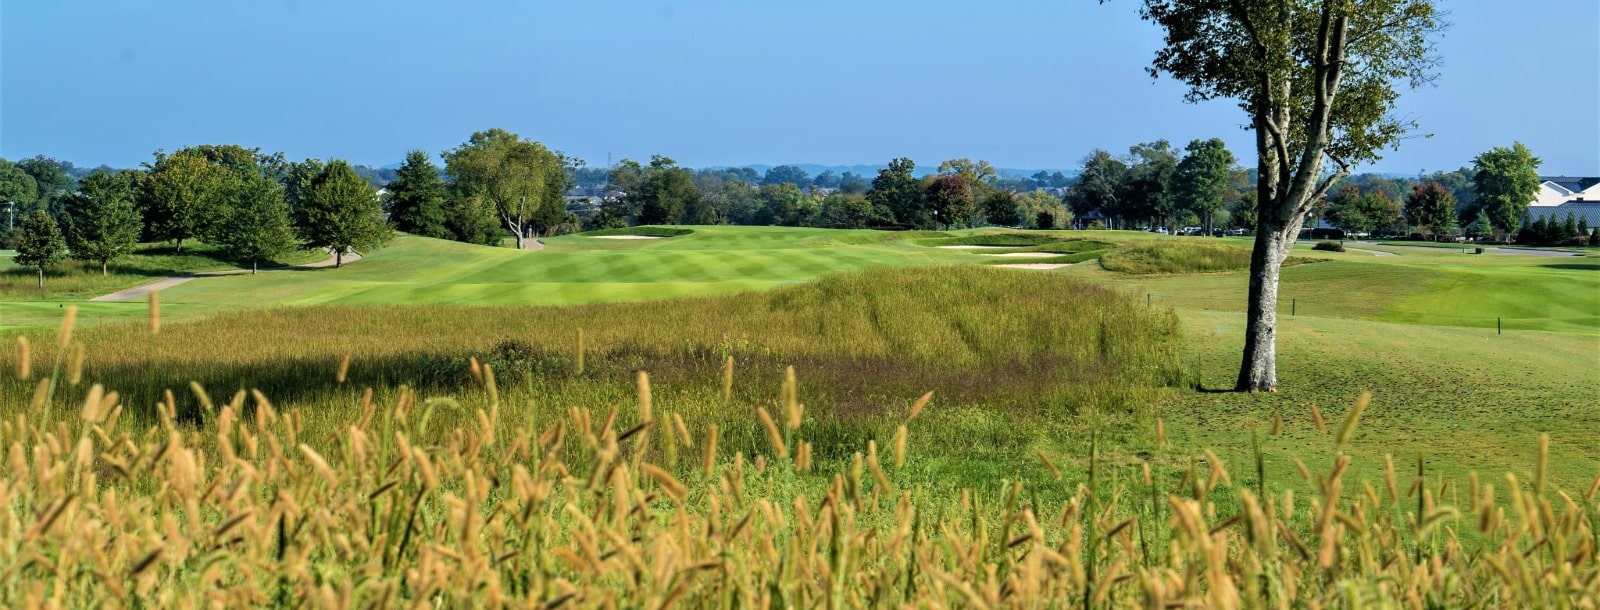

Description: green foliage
[444,128,571,248]
[14,155,75,196]
[12,210,67,285]
[866,158,927,228]
[0,160,41,210]
[208,172,298,272]
[1473,142,1542,235]
[62,170,143,274]
[140,149,224,250]
[1015,190,1069,229]
[1404,182,1458,238]
[816,193,881,229]
[1173,138,1234,232]
[1326,186,1403,236]
[1313,240,1346,252]
[923,174,973,229]
[761,165,811,188]
[1101,241,1256,274]
[980,191,1021,227]
[384,150,449,239]
[1065,149,1128,224]
[1123,139,1178,224]
[758,183,811,227]
[630,156,699,226]
[296,160,392,265]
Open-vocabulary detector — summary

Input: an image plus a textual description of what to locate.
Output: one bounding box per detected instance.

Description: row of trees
[7,146,391,286]
[583,156,1070,231]
[1064,138,1245,233]
[1314,142,1554,242]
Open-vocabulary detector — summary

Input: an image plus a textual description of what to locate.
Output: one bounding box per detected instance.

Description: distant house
[1527,176,1600,227]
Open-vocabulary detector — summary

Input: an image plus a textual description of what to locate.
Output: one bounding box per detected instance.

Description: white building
[1527,176,1600,228]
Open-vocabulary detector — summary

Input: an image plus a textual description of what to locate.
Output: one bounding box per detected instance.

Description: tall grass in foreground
[0,303,1596,607]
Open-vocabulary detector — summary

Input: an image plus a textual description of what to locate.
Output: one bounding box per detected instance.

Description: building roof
[1527,201,1600,229]
[1541,176,1600,193]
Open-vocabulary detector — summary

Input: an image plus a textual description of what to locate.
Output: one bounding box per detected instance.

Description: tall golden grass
[0,302,1595,607]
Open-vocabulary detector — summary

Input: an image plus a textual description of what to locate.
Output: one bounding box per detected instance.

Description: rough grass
[7,266,1186,491]
[0,311,1594,606]
[1100,241,1258,274]
[916,232,1064,247]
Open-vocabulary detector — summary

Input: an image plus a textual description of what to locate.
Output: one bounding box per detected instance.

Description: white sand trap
[996,263,1072,270]
[589,235,665,240]
[936,245,1009,249]
[981,252,1060,258]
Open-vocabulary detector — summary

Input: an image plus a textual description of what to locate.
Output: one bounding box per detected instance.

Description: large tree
[1403,182,1457,239]
[297,160,391,267]
[1472,142,1541,240]
[1064,150,1129,227]
[1174,138,1236,235]
[63,170,143,275]
[982,191,1022,227]
[1131,0,1443,392]
[1122,140,1179,228]
[866,158,925,228]
[14,210,67,287]
[923,175,974,229]
[385,150,450,239]
[141,149,224,252]
[210,172,298,274]
[1325,186,1400,237]
[633,156,699,225]
[444,129,570,250]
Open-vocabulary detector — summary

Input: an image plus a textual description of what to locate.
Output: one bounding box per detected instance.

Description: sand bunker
[589,235,665,240]
[981,252,1060,258]
[936,245,1009,249]
[995,263,1072,270]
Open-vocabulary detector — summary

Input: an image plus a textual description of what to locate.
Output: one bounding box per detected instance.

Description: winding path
[90,249,362,302]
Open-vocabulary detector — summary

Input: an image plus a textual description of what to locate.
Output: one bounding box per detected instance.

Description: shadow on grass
[1540,263,1600,271]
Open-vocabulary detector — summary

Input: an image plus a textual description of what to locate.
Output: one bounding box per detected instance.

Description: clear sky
[3,1,1596,175]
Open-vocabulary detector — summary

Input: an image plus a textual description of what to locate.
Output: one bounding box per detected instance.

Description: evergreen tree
[14,210,66,287]
[209,172,298,273]
[63,170,143,274]
[384,150,449,238]
[296,160,392,267]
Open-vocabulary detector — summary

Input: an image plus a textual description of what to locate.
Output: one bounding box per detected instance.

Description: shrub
[1313,240,1346,252]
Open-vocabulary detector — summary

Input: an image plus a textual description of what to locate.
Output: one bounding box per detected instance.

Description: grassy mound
[1101,241,1255,274]
[579,226,694,237]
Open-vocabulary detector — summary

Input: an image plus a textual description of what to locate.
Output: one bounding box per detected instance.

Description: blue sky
[3,1,1596,174]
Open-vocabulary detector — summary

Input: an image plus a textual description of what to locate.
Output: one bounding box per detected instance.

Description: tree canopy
[1472,142,1541,237]
[444,129,571,250]
[63,170,143,274]
[297,160,391,267]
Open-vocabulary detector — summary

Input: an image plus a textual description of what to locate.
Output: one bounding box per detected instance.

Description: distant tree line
[3,134,1584,286]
